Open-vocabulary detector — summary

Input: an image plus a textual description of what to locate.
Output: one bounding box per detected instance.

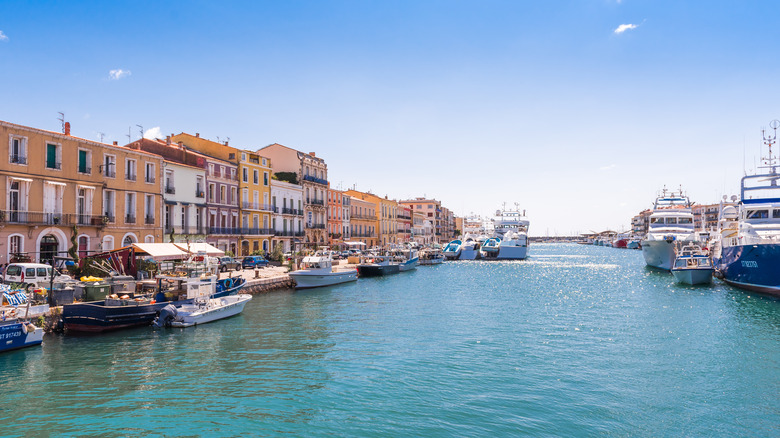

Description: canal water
[1,244,778,436]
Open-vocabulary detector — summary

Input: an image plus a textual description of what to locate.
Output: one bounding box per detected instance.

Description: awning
[9,176,33,182]
[131,243,189,260]
[343,241,367,247]
[45,181,66,186]
[174,242,224,256]
[78,185,96,190]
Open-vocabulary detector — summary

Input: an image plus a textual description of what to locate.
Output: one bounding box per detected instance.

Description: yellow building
[348,196,377,248]
[0,120,164,263]
[171,133,274,256]
[345,190,398,247]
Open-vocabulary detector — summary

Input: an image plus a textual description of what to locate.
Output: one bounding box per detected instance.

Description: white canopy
[174,242,225,256]
[343,241,367,247]
[132,243,189,261]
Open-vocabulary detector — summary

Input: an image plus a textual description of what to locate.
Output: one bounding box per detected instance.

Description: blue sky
[1,0,778,235]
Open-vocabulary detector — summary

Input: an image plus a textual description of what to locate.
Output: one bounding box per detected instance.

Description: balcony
[78,166,91,175]
[45,161,62,170]
[306,198,325,206]
[125,214,136,224]
[329,233,342,239]
[242,201,259,210]
[259,204,276,212]
[165,186,176,194]
[75,214,109,226]
[275,230,305,237]
[351,233,376,238]
[104,214,116,223]
[145,216,155,225]
[145,175,156,184]
[196,190,205,198]
[126,173,137,181]
[351,214,377,220]
[9,154,27,165]
[308,224,326,229]
[0,212,114,227]
[282,207,303,216]
[207,227,275,236]
[303,175,328,185]
[104,168,116,178]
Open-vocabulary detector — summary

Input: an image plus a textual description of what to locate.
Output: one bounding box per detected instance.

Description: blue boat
[713,120,780,296]
[62,276,246,333]
[479,237,502,259]
[1,290,44,352]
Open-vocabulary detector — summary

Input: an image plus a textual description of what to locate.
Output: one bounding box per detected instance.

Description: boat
[480,237,501,259]
[154,294,252,328]
[641,189,698,270]
[494,205,530,260]
[289,251,358,289]
[711,120,780,296]
[357,255,400,277]
[62,274,246,333]
[627,238,642,250]
[458,235,480,260]
[419,249,445,265]
[392,247,419,272]
[671,243,714,285]
[0,290,44,353]
[442,240,462,260]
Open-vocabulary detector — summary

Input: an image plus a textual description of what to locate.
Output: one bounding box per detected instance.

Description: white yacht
[442,240,462,260]
[493,205,530,260]
[458,234,480,260]
[641,189,697,270]
[290,251,358,289]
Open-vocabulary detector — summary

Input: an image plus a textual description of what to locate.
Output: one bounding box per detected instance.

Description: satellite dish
[731,195,738,202]
[722,195,727,201]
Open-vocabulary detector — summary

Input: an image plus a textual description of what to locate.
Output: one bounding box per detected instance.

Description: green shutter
[78,150,87,173]
[46,144,56,168]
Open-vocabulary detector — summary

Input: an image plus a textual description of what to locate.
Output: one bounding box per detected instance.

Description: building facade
[349,196,377,248]
[0,120,164,263]
[270,179,304,253]
[400,197,444,243]
[397,205,412,243]
[327,185,343,248]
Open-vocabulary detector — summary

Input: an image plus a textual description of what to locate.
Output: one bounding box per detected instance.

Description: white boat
[641,189,699,270]
[419,249,445,265]
[671,243,713,285]
[442,240,462,260]
[480,237,501,259]
[166,294,252,328]
[494,205,530,260]
[392,247,419,272]
[289,251,358,289]
[458,235,480,260]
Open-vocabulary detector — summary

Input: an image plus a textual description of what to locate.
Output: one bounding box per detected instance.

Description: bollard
[254,267,259,279]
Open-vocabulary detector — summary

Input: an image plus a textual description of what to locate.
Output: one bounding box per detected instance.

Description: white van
[4,263,71,287]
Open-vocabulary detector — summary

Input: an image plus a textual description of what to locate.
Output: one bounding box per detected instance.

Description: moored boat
[642,189,698,270]
[442,240,462,260]
[671,243,713,285]
[1,292,44,353]
[458,235,480,260]
[289,251,358,289]
[494,205,530,260]
[480,237,501,259]
[393,247,419,272]
[154,294,252,328]
[357,255,400,277]
[419,249,445,265]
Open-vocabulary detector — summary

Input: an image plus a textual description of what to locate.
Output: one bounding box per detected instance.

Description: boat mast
[761,119,779,184]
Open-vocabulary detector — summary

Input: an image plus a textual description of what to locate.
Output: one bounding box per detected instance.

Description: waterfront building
[270,178,304,253]
[397,205,412,243]
[349,196,377,248]
[327,184,344,248]
[258,144,328,247]
[341,193,351,242]
[345,190,398,247]
[631,209,652,235]
[400,197,445,243]
[692,203,723,232]
[171,133,273,256]
[0,120,164,263]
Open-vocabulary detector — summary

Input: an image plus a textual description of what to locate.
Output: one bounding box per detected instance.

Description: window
[220,185,226,204]
[103,190,116,221]
[45,143,62,170]
[8,235,23,260]
[78,149,91,174]
[196,176,204,197]
[774,209,780,218]
[209,183,216,202]
[263,171,269,186]
[9,136,27,165]
[103,154,116,177]
[262,158,267,166]
[747,210,769,219]
[145,163,155,183]
[125,158,137,181]
[125,192,136,223]
[253,169,259,185]
[231,187,237,205]
[145,195,155,224]
[678,217,692,224]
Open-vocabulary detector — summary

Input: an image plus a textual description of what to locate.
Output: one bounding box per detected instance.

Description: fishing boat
[289,251,357,289]
[1,290,44,353]
[458,235,480,260]
[419,249,445,265]
[442,240,462,260]
[641,188,698,270]
[62,274,245,333]
[392,247,419,272]
[494,205,530,260]
[671,243,713,285]
[711,120,780,296]
[480,237,501,259]
[357,255,400,277]
[154,294,252,328]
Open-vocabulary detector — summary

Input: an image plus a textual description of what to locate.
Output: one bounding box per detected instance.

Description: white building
[162,160,209,246]
[270,179,304,253]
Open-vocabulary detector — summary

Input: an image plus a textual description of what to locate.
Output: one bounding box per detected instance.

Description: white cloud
[614,24,638,34]
[108,69,131,80]
[599,164,617,171]
[144,126,163,140]
[0,31,8,41]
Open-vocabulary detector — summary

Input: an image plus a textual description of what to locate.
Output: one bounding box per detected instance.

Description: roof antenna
[98,132,105,142]
[127,127,132,144]
[761,120,779,178]
[136,124,144,139]
[57,112,65,133]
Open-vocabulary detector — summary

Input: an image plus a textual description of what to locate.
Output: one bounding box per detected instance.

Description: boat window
[674,259,687,268]
[650,217,662,224]
[773,209,780,218]
[678,217,692,224]
[666,217,677,224]
[747,210,769,219]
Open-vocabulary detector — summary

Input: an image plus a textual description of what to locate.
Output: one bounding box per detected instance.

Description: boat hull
[459,248,479,260]
[671,268,713,285]
[398,258,418,272]
[716,244,780,296]
[171,294,252,327]
[63,301,171,333]
[641,239,677,270]
[0,322,43,352]
[496,245,528,260]
[290,270,358,289]
[419,258,444,265]
[357,264,400,277]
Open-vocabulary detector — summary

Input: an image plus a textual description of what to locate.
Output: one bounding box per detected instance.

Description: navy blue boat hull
[0,322,42,352]
[716,244,780,296]
[357,264,400,277]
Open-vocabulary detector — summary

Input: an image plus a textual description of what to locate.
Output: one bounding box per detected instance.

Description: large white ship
[493,205,529,260]
[641,188,697,270]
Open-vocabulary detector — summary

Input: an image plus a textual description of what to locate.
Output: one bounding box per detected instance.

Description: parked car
[217,256,242,272]
[242,255,269,269]
[340,251,350,259]
[4,263,72,287]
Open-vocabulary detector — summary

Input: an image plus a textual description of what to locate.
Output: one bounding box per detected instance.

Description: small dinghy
[671,243,713,285]
[154,294,252,328]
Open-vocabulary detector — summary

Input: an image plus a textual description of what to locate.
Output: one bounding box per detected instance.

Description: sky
[1,0,779,236]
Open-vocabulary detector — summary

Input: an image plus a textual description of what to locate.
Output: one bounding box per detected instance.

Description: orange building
[327,184,344,248]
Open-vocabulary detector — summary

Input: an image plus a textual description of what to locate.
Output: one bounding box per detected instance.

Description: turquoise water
[1,244,779,437]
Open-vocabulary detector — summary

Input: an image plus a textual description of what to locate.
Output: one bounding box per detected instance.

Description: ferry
[712,120,780,296]
[641,189,697,270]
[493,205,530,260]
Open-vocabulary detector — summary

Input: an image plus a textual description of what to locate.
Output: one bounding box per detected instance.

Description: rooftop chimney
[166,136,171,146]
[64,122,71,136]
[113,141,118,146]
[224,141,228,146]
[195,133,200,138]
[309,152,316,157]
[178,141,184,149]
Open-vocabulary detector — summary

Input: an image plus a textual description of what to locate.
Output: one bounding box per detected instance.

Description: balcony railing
[208,227,275,235]
[165,186,176,194]
[105,168,116,178]
[145,175,156,184]
[306,199,325,206]
[9,154,27,165]
[282,207,303,216]
[125,214,136,224]
[351,214,377,220]
[351,233,376,238]
[196,190,205,198]
[242,201,258,210]
[75,214,109,226]
[275,230,306,237]
[78,166,91,174]
[303,175,328,185]
[45,161,62,170]
[126,173,137,181]
[329,233,342,239]
[308,224,326,229]
[145,215,155,225]
[260,204,276,212]
[165,226,206,234]
[104,214,116,223]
